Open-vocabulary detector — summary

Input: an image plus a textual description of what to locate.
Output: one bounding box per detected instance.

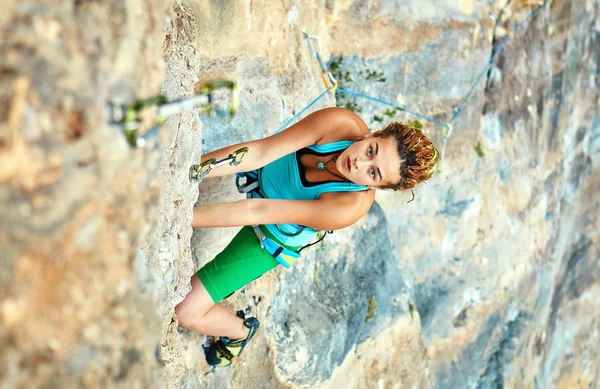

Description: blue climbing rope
[336,88,450,129]
[512,0,551,30]
[275,86,334,134]
[335,0,550,129]
[280,0,550,171]
[449,0,551,124]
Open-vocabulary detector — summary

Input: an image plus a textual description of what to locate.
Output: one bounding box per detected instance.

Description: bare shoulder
[317,107,370,143]
[319,189,375,223]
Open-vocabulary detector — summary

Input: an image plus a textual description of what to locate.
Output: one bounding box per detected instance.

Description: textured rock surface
[0,1,168,387]
[185,1,600,388]
[1,0,598,388]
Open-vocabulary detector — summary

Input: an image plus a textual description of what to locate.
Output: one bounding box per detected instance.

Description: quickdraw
[107,79,240,148]
[189,147,248,184]
[303,33,338,91]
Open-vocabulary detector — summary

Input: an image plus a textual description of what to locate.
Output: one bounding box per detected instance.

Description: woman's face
[335,136,402,188]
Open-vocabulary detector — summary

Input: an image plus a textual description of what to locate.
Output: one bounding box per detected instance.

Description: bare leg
[175,274,249,340]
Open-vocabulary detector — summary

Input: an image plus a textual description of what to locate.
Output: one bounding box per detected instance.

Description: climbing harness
[107,79,240,148]
[188,2,551,263]
[237,170,303,268]
[251,225,301,268]
[297,230,331,253]
[235,168,333,267]
[189,146,248,184]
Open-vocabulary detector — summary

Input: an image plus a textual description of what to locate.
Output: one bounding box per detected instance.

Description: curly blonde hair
[372,122,439,191]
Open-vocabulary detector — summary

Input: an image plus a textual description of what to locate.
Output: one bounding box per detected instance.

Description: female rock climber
[175,107,439,367]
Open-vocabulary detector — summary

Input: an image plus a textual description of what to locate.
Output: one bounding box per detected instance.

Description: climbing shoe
[203,311,260,367]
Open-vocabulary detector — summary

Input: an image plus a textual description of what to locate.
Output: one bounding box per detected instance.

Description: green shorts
[197,226,281,303]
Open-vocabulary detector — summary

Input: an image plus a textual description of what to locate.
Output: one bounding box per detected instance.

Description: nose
[353,157,367,170]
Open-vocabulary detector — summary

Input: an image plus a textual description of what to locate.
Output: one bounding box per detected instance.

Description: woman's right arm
[197,107,368,178]
[192,191,374,230]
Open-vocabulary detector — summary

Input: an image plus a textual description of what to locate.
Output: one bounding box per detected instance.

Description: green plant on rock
[475,142,485,158]
[407,120,423,130]
[330,56,343,72]
[330,56,392,116]
[482,102,489,115]
[365,296,377,324]
[359,68,386,82]
[343,101,362,114]
[384,108,404,118]
[408,301,416,320]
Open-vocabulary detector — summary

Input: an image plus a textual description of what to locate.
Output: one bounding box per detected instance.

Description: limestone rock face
[0,1,169,387]
[1,1,598,389]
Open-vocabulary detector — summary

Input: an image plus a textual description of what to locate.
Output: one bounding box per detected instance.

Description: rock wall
[0,1,169,387]
[1,0,598,388]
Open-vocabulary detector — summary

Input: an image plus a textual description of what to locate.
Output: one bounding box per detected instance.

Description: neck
[325,167,347,182]
[323,153,348,182]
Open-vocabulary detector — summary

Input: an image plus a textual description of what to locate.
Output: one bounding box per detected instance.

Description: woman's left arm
[192,192,374,231]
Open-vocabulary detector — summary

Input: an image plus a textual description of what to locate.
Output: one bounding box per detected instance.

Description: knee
[174,275,214,329]
[174,301,195,329]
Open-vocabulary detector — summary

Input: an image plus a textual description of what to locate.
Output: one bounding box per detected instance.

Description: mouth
[345,157,351,172]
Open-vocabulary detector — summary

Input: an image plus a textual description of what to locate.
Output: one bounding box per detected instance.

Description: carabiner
[320,72,338,91]
[304,34,339,90]
[229,147,248,166]
[188,158,216,183]
[304,34,323,59]
[107,79,239,148]
[197,79,240,116]
[442,123,454,139]
[189,147,249,184]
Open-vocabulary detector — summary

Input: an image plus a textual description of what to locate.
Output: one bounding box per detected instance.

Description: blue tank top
[251,140,368,247]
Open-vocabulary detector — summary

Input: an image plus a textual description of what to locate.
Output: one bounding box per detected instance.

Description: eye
[369,168,376,179]
[367,146,373,157]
